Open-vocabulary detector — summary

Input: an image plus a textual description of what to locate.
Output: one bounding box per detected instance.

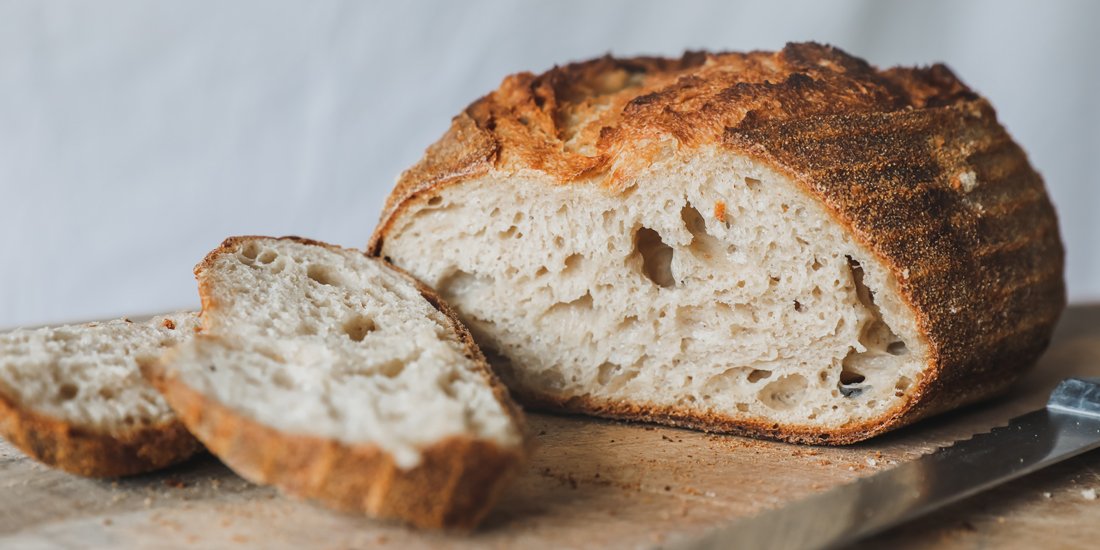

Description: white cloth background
[1,0,1097,328]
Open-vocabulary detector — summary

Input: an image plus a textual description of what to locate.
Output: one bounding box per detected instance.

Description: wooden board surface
[2,305,1098,549]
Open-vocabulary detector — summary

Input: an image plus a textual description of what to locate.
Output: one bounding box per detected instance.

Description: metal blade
[679,378,1100,550]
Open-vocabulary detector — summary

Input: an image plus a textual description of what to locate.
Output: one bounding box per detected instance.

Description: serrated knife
[676,377,1100,550]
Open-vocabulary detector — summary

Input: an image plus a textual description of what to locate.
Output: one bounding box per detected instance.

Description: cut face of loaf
[382,154,923,438]
[0,314,203,476]
[144,237,526,529]
[372,43,1065,443]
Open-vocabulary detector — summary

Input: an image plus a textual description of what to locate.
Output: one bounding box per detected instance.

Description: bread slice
[0,313,203,477]
[142,236,527,530]
[369,43,1066,444]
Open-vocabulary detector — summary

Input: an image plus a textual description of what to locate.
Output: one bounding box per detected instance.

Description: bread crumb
[713,201,726,222]
[1042,492,1052,499]
[866,458,878,467]
[1082,488,1097,500]
[848,466,855,471]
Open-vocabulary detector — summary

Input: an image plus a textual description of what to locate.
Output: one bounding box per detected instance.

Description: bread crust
[155,236,529,529]
[0,389,202,477]
[369,42,1066,443]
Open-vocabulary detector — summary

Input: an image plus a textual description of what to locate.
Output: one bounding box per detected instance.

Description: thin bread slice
[0,313,204,477]
[142,236,527,530]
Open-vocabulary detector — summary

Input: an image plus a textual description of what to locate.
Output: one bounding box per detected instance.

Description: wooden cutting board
[2,305,1098,549]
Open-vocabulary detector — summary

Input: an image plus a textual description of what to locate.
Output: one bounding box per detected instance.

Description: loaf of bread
[0,313,203,476]
[370,42,1065,444]
[141,237,527,529]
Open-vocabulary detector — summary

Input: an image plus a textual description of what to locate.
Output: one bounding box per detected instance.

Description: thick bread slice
[370,42,1066,444]
[0,313,203,477]
[142,236,527,530]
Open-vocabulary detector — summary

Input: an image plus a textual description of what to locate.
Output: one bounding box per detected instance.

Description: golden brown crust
[369,42,1066,444]
[160,236,529,529]
[0,389,202,477]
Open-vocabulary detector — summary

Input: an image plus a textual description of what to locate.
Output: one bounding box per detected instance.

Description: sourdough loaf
[142,237,527,529]
[0,313,203,476]
[370,42,1065,444]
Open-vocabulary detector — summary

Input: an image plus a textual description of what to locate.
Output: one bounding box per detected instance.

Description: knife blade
[677,377,1100,550]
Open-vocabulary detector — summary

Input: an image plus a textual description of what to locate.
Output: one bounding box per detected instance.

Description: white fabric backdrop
[1,0,1097,328]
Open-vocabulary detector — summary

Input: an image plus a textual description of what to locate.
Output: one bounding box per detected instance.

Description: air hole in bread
[342,316,377,342]
[681,204,727,258]
[839,369,865,385]
[604,364,640,393]
[838,365,866,398]
[847,257,905,352]
[596,361,619,385]
[562,253,584,275]
[239,241,261,261]
[827,256,908,401]
[57,383,78,401]
[700,367,748,393]
[744,176,761,188]
[307,264,343,287]
[377,359,404,378]
[258,250,278,264]
[757,374,808,410]
[98,387,115,400]
[272,370,294,389]
[427,196,443,206]
[886,341,909,356]
[747,369,772,383]
[545,292,594,320]
[634,227,675,288]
